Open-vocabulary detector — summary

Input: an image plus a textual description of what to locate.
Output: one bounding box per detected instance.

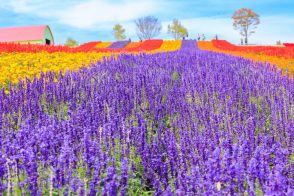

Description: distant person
[241,38,244,45]
[202,34,206,41]
[128,38,131,42]
[215,34,218,40]
[197,34,201,41]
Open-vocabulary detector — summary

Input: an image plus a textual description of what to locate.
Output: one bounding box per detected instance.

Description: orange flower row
[198,41,294,74]
[212,40,294,59]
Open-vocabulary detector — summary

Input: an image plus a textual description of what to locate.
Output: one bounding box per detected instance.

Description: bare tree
[232,8,260,45]
[135,16,162,40]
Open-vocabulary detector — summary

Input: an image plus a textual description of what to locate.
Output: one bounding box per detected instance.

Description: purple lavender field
[108,41,130,49]
[0,47,293,195]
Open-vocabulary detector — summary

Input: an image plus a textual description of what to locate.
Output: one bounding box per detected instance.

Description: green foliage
[64,38,79,47]
[167,19,188,40]
[244,188,264,196]
[113,24,126,41]
[290,153,294,164]
[290,104,294,119]
[171,71,180,81]
[40,94,69,120]
[276,40,282,45]
[127,146,155,195]
[115,72,122,81]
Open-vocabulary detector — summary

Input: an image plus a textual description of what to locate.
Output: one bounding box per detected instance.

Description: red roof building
[0,25,54,45]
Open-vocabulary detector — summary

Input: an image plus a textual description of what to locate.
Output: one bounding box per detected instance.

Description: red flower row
[0,40,163,53]
[283,43,294,47]
[127,40,163,51]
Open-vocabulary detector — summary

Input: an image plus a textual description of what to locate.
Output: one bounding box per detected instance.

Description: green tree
[232,8,260,45]
[113,24,126,41]
[167,19,188,40]
[64,38,78,47]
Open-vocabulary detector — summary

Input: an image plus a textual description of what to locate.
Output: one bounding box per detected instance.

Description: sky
[0,0,293,45]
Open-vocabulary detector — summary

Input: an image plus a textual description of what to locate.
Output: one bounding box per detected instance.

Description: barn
[0,25,54,45]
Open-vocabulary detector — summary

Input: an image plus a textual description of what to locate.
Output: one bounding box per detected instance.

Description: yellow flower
[0,52,112,86]
[96,42,113,48]
[149,40,182,53]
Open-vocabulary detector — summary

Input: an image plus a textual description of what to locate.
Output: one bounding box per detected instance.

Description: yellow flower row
[198,41,294,73]
[149,40,182,53]
[0,41,185,87]
[95,42,113,48]
[0,52,112,87]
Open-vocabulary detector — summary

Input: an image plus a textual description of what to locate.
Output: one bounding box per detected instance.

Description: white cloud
[57,0,161,29]
[0,0,34,12]
[165,16,294,45]
[0,0,165,29]
[0,0,56,13]
[251,16,294,44]
[1,0,293,44]
[178,17,239,42]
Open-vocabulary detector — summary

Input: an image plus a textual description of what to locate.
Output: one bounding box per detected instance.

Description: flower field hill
[0,40,293,195]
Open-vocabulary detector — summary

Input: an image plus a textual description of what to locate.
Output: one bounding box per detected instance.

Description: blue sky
[0,0,293,45]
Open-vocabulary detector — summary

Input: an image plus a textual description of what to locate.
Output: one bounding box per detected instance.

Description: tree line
[65,17,189,47]
[65,8,260,46]
[113,16,189,41]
